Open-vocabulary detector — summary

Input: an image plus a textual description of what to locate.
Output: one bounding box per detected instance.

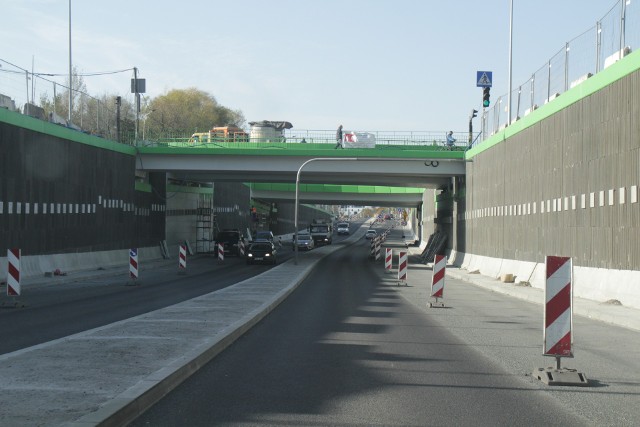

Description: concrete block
[500,274,515,283]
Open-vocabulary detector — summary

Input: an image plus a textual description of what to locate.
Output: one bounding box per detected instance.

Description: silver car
[296,232,315,250]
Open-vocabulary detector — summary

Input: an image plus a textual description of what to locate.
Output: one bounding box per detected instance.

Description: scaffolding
[196,196,216,254]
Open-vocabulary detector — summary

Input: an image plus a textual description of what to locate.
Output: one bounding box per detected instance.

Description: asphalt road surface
[0,240,306,355]
[130,236,637,426]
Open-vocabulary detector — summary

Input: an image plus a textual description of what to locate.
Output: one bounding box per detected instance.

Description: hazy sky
[0,0,622,132]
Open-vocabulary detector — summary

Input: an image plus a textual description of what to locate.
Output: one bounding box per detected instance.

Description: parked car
[246,241,278,265]
[215,229,243,256]
[253,230,274,242]
[295,232,315,250]
[365,229,378,240]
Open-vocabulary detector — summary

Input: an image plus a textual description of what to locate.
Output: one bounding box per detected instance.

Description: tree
[145,88,245,138]
[38,67,137,142]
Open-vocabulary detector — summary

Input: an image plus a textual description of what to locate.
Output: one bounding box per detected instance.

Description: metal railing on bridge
[141,129,477,152]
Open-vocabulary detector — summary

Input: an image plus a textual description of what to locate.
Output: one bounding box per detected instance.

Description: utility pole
[131,67,145,144]
[116,96,121,143]
[68,0,73,123]
[468,109,478,146]
[133,67,139,143]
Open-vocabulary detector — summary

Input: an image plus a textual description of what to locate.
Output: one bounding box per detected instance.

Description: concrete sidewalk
[403,245,640,333]
[444,265,640,332]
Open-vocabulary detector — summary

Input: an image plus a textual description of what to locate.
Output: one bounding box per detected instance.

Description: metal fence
[0,58,136,143]
[481,0,636,143]
[145,129,476,151]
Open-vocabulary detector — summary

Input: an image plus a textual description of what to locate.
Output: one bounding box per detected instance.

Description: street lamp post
[293,156,446,264]
[507,0,513,125]
[68,0,73,123]
[294,158,357,264]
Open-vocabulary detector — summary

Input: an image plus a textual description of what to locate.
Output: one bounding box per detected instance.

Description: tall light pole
[507,0,513,125]
[68,0,73,123]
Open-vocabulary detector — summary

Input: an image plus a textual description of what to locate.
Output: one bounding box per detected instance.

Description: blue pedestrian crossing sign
[476,71,493,87]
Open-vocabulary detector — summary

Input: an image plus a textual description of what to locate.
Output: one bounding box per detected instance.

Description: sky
[0,0,622,133]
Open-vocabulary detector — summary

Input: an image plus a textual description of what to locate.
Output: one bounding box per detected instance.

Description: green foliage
[37,78,246,143]
[145,88,245,136]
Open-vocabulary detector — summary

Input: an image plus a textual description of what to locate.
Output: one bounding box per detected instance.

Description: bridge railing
[481,0,637,143]
[145,129,480,151]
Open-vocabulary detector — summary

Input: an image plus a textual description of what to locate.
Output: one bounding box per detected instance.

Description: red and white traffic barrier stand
[3,248,26,307]
[218,243,224,261]
[7,248,21,296]
[375,236,381,261]
[532,256,588,386]
[178,244,187,274]
[385,248,393,272]
[397,251,408,286]
[239,239,246,257]
[127,248,140,286]
[429,254,446,308]
[369,239,375,258]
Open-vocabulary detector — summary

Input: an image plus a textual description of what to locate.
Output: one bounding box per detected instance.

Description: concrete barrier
[1,246,165,281]
[448,251,640,310]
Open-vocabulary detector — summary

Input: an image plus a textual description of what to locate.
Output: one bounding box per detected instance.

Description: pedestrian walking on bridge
[335,124,344,149]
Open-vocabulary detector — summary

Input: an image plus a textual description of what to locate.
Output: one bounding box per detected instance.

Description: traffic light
[471,109,478,118]
[482,87,491,107]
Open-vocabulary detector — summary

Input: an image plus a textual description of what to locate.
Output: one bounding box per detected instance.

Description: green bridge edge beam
[136,144,465,159]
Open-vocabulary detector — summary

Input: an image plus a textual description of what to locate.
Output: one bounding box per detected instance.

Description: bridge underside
[142,153,464,188]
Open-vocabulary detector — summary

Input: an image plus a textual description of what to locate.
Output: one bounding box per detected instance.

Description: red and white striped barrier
[429,254,446,307]
[370,239,375,258]
[129,248,138,281]
[7,248,21,296]
[544,256,573,357]
[397,251,408,286]
[239,239,246,257]
[385,248,392,272]
[218,243,224,261]
[531,256,587,386]
[375,237,381,261]
[178,244,187,272]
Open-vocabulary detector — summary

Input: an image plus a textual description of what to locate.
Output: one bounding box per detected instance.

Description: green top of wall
[466,49,640,159]
[0,107,136,155]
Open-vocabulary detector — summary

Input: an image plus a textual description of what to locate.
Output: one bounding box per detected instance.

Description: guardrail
[144,133,473,152]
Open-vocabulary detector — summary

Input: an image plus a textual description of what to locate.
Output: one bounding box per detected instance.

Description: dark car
[253,230,274,242]
[216,229,243,256]
[246,241,278,265]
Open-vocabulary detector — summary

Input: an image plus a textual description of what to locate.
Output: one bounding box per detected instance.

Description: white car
[337,222,350,235]
[365,229,377,240]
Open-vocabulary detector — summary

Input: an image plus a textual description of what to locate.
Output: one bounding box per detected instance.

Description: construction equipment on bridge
[189,126,248,144]
[249,120,293,143]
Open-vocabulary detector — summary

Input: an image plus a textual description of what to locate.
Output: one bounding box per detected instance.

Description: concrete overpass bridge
[135,142,467,208]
